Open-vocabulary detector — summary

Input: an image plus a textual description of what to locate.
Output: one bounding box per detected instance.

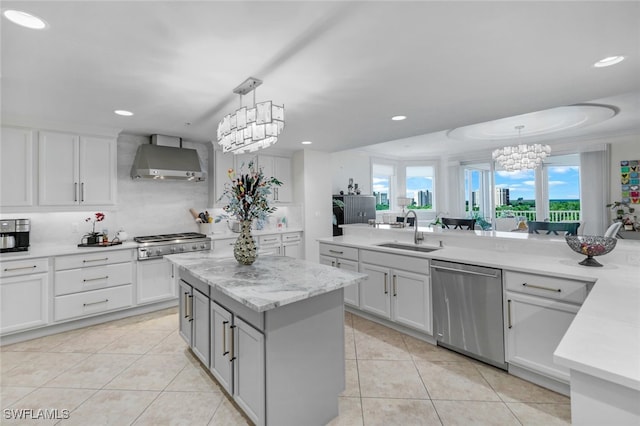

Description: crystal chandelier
[492,125,551,171]
[217,77,284,154]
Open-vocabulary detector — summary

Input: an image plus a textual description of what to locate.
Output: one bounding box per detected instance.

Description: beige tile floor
[0,308,571,425]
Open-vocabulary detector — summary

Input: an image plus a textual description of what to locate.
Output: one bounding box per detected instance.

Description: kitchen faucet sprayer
[403,210,424,245]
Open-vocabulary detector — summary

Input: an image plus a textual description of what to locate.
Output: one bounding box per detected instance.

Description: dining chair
[442,218,476,230]
[604,222,623,238]
[527,221,580,236]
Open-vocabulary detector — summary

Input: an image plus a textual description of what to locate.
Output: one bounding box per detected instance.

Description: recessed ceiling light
[301,141,313,145]
[114,110,134,116]
[594,56,625,68]
[391,115,407,121]
[2,10,48,30]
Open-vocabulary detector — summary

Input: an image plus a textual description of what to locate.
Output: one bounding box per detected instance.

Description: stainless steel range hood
[130,135,205,181]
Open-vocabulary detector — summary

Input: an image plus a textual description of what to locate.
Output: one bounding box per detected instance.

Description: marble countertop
[319,232,640,391]
[165,252,367,312]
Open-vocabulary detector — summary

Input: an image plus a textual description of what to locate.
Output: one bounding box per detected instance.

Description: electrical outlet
[71,222,79,233]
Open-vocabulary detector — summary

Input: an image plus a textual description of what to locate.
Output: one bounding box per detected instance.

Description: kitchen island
[165,253,366,426]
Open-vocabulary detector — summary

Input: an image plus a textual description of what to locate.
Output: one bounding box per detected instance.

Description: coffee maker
[0,219,30,253]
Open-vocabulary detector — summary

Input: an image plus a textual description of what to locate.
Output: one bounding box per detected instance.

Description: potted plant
[217,161,281,265]
[607,201,637,230]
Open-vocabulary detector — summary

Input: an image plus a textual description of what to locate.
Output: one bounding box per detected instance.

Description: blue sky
[494,166,580,200]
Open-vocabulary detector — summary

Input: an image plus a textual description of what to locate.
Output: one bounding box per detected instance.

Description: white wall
[330,151,371,195]
[294,149,333,261]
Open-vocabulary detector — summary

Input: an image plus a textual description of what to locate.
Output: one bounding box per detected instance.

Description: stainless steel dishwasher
[430,259,506,369]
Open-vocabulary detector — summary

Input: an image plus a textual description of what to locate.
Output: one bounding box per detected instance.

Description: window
[494,168,537,220]
[493,154,581,222]
[406,165,435,210]
[372,163,394,211]
[463,163,491,218]
[544,154,581,222]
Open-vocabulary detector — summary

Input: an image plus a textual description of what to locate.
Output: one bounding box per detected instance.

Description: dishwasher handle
[431,264,500,279]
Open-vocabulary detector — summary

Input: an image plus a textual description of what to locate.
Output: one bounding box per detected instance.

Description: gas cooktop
[134,232,206,244]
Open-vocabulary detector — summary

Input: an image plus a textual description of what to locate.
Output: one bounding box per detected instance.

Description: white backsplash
[9,134,302,246]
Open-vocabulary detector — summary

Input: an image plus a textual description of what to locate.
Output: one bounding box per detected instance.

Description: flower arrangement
[85,212,105,235]
[217,161,281,223]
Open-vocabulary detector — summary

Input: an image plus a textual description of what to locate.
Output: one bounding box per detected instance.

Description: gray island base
[165,254,367,426]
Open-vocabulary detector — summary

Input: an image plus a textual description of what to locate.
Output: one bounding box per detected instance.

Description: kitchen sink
[375,242,440,253]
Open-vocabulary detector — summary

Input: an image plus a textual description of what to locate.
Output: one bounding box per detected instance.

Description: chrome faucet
[403,210,424,244]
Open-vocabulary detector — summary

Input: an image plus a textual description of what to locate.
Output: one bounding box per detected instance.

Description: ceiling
[2,1,639,158]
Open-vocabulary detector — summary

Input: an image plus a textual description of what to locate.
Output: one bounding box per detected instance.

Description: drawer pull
[522,282,561,293]
[83,276,108,282]
[222,320,229,356]
[263,238,278,242]
[4,265,37,272]
[83,299,109,307]
[393,275,397,297]
[229,324,236,362]
[83,257,109,263]
[507,299,513,329]
[328,249,343,255]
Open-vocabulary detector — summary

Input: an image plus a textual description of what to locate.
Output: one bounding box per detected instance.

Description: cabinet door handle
[4,265,37,272]
[188,295,193,321]
[183,292,189,318]
[393,275,397,297]
[171,265,174,279]
[83,257,108,263]
[507,299,513,329]
[329,249,343,255]
[331,261,335,267]
[384,272,388,294]
[81,182,85,202]
[522,282,561,293]
[229,324,236,362]
[336,261,341,268]
[83,299,109,307]
[74,182,78,202]
[222,320,229,356]
[83,276,108,282]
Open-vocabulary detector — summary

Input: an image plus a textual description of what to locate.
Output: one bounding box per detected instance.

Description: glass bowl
[565,235,617,267]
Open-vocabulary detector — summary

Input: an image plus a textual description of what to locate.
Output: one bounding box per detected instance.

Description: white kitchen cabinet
[212,237,236,258]
[192,288,210,366]
[178,280,192,344]
[0,126,34,207]
[136,258,176,304]
[257,234,281,256]
[319,242,360,306]
[39,130,116,206]
[506,292,579,382]
[53,250,134,322]
[257,155,292,202]
[233,316,265,425]
[178,279,210,366]
[504,270,589,383]
[0,265,48,334]
[359,249,431,334]
[210,301,233,393]
[282,232,303,259]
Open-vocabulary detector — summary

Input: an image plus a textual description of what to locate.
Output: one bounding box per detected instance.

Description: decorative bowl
[565,235,617,267]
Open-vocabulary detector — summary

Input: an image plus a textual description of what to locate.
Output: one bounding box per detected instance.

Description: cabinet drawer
[55,249,132,270]
[213,238,236,258]
[361,250,429,275]
[319,243,358,262]
[282,232,301,243]
[258,234,281,245]
[504,271,589,304]
[54,284,133,321]
[1,258,48,277]
[55,262,133,296]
